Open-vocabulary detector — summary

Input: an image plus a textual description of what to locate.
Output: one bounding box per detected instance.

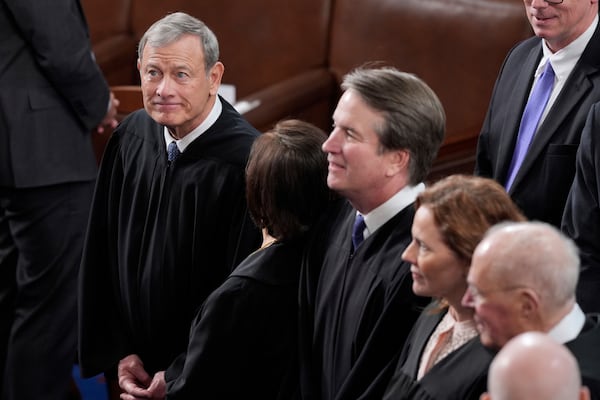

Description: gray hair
[341,66,446,184]
[483,221,580,311]
[138,12,219,72]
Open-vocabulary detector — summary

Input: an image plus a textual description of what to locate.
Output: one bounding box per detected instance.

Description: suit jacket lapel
[519,66,592,175]
[497,46,541,182]
[511,24,600,192]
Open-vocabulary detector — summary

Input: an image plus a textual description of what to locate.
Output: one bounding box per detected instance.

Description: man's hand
[119,371,166,400]
[118,354,152,399]
[96,91,120,134]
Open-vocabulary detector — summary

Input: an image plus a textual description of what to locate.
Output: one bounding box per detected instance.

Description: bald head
[483,332,589,400]
[463,221,580,348]
[479,221,578,300]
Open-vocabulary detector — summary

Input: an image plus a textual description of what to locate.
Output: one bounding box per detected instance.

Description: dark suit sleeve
[475,51,510,178]
[3,0,109,130]
[475,40,528,180]
[475,63,501,179]
[562,102,600,314]
[475,113,493,177]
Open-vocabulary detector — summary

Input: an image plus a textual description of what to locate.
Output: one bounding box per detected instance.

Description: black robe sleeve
[383,308,494,400]
[300,199,429,400]
[78,119,130,376]
[165,242,302,399]
[78,103,261,377]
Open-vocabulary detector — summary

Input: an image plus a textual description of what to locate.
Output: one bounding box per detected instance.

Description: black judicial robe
[299,199,429,400]
[165,241,302,399]
[383,307,494,400]
[78,98,261,377]
[565,314,600,400]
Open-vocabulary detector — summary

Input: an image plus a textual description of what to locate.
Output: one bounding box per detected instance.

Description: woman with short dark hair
[120,119,331,399]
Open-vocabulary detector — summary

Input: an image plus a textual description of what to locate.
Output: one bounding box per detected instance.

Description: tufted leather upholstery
[82,0,137,84]
[83,0,532,178]
[328,0,532,178]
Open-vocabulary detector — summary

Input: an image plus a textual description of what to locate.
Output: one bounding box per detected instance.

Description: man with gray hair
[299,66,445,399]
[78,11,261,397]
[463,221,600,399]
[482,332,590,400]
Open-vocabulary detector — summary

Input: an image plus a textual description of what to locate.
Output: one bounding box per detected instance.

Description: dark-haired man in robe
[299,67,445,400]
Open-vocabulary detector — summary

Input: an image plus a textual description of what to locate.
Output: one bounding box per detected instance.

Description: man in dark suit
[0,1,118,399]
[463,221,600,400]
[475,0,600,227]
[562,102,600,313]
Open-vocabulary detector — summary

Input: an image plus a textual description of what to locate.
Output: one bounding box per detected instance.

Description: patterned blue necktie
[352,213,366,250]
[167,141,181,162]
[505,62,555,190]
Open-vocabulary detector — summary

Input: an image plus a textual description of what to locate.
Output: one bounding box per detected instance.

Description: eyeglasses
[527,0,564,4]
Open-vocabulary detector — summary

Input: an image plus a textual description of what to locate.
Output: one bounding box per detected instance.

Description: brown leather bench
[327,0,532,178]
[83,0,532,179]
[83,0,137,85]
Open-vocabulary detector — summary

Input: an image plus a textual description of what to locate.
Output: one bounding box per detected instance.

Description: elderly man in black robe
[77,11,261,394]
[464,221,600,400]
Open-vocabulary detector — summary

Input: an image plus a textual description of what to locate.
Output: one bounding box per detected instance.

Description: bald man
[482,332,590,400]
[463,221,600,399]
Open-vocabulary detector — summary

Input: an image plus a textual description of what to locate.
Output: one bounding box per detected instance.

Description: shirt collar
[540,14,598,83]
[164,95,223,153]
[360,182,425,238]
[547,302,586,344]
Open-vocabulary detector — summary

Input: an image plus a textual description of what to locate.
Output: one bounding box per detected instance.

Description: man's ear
[208,62,225,97]
[518,288,540,319]
[480,392,491,400]
[386,149,410,177]
[580,386,591,400]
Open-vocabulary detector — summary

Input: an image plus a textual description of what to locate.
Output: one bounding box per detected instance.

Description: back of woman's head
[416,175,526,263]
[246,119,330,240]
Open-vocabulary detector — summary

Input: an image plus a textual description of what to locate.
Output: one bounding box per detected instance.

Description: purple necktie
[167,141,181,162]
[505,62,555,190]
[352,213,366,249]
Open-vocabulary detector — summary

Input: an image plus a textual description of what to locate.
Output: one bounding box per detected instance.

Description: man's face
[462,249,527,349]
[137,34,222,138]
[523,0,598,52]
[323,89,398,206]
